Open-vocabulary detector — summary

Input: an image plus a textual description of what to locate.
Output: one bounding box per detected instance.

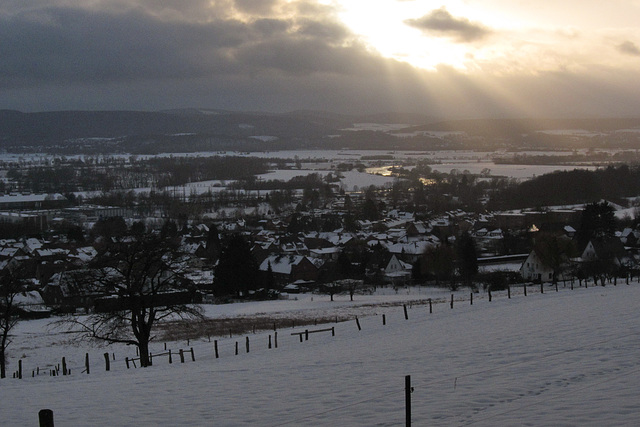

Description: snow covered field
[2,283,640,426]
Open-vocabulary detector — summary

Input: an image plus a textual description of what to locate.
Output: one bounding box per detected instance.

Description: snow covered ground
[2,283,640,426]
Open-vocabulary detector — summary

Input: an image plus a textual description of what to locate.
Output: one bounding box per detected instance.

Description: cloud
[0,2,363,87]
[617,40,640,56]
[1,1,640,118]
[404,7,492,43]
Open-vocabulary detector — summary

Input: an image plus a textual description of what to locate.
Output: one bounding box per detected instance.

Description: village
[1,154,638,323]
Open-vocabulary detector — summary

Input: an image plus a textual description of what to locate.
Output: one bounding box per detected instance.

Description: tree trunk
[0,347,6,379]
[138,340,151,367]
[1,329,8,379]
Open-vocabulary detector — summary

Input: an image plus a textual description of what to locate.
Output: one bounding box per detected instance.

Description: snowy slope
[2,283,640,426]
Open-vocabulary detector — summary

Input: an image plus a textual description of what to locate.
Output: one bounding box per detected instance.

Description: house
[383,254,412,285]
[406,221,430,237]
[12,291,51,319]
[387,238,439,263]
[309,247,341,261]
[259,255,322,283]
[42,269,111,311]
[520,250,555,282]
[581,237,630,266]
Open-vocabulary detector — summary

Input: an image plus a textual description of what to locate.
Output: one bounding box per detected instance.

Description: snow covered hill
[2,283,640,426]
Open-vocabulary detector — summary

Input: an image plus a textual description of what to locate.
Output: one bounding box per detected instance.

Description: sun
[336,0,473,70]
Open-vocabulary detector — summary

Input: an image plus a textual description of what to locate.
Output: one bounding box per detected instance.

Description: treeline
[494,151,640,165]
[147,156,280,187]
[4,156,280,194]
[489,165,640,209]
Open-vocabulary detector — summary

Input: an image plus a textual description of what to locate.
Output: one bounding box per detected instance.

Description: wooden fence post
[179,349,185,363]
[405,375,412,427]
[269,335,272,349]
[524,283,527,296]
[18,360,22,379]
[214,340,219,358]
[190,348,195,362]
[85,353,90,374]
[488,289,492,302]
[383,314,386,325]
[403,305,408,320]
[355,316,361,331]
[540,282,544,294]
[508,286,511,299]
[450,294,454,309]
[246,337,250,353]
[305,330,309,341]
[62,357,67,376]
[235,342,239,355]
[470,293,473,305]
[428,298,432,314]
[169,349,172,364]
[275,331,278,348]
[125,357,130,369]
[38,409,54,427]
[331,327,335,336]
[104,353,110,371]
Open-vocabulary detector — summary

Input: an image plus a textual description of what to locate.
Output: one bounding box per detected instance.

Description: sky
[2,0,640,118]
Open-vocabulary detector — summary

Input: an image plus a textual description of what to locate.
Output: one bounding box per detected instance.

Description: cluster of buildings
[2,187,640,317]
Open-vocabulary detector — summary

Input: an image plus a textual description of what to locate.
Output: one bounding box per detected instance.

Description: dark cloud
[0,7,253,85]
[0,4,361,87]
[404,7,492,43]
[0,1,639,118]
[617,40,640,56]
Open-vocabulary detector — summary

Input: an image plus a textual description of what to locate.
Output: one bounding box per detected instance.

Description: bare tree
[339,279,371,301]
[58,229,202,367]
[0,263,27,378]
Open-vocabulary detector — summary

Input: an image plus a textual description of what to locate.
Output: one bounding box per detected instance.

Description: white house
[520,250,555,282]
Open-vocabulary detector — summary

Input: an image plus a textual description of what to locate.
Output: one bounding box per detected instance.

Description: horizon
[3,108,640,122]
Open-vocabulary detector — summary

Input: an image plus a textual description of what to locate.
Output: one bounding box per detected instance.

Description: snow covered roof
[260,255,304,274]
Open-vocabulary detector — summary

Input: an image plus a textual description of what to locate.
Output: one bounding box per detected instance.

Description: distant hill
[398,117,640,137]
[2,110,640,153]
[0,109,350,144]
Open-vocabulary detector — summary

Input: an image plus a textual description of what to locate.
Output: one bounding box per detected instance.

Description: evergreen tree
[456,232,478,289]
[213,234,260,297]
[577,201,616,248]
